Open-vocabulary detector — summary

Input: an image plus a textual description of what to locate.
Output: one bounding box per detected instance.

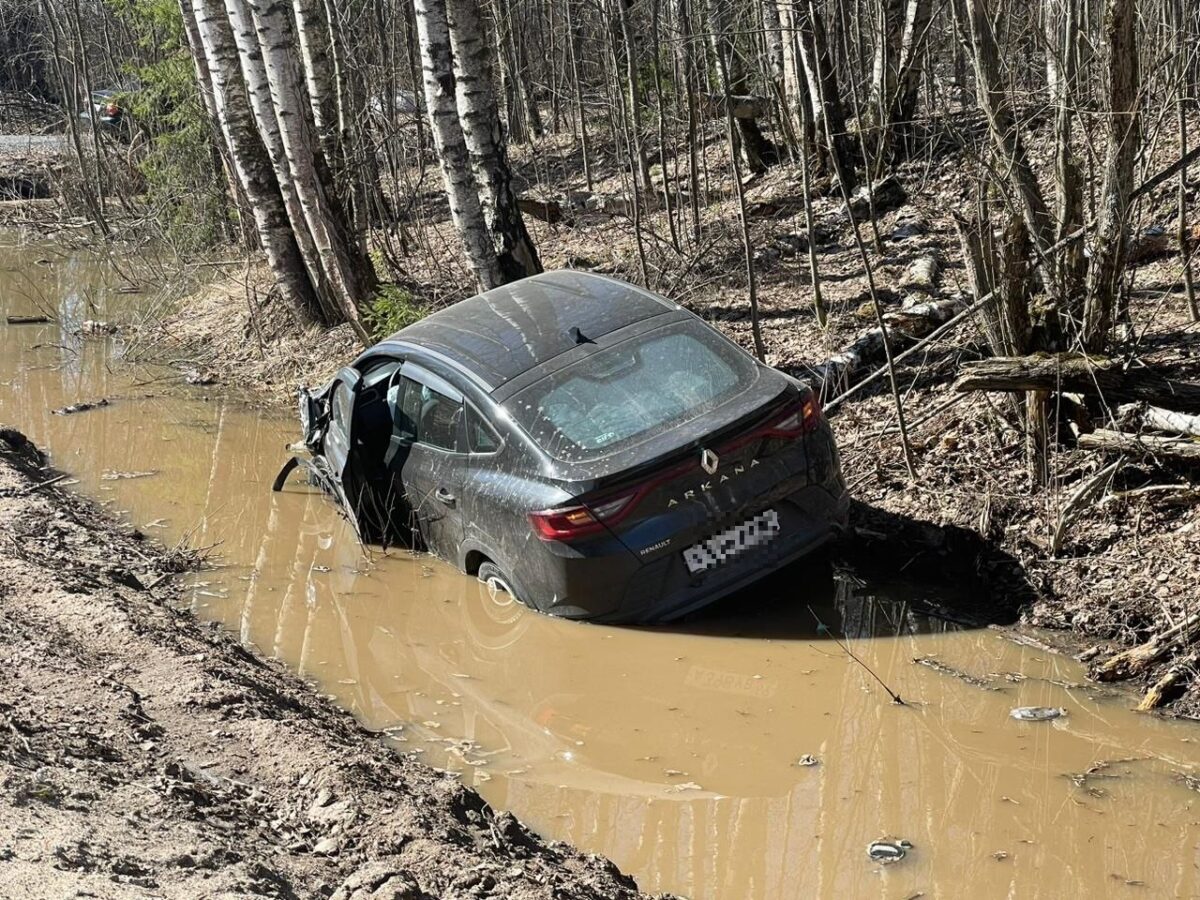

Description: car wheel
[477,561,511,593]
[467,561,531,649]
[477,562,528,607]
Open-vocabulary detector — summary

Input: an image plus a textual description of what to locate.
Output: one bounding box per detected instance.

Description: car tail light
[763,394,823,438]
[528,505,603,541]
[529,488,642,542]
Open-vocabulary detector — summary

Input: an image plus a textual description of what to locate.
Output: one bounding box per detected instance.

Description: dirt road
[0,427,660,899]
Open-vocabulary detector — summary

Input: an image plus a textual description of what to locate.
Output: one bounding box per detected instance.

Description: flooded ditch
[2,229,1199,898]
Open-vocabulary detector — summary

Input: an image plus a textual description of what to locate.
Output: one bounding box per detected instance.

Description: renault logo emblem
[700,448,719,475]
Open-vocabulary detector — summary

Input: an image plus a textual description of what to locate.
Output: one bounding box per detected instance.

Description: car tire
[477,562,528,607]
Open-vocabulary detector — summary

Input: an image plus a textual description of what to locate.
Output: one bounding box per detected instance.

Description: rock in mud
[1009,706,1067,721]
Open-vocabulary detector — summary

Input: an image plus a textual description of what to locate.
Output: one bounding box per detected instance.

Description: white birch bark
[777,1,804,140]
[178,0,220,125]
[291,0,339,159]
[893,0,932,132]
[444,0,542,282]
[244,0,369,329]
[413,0,503,289]
[869,0,905,128]
[186,0,323,322]
[224,0,330,315]
[797,0,853,186]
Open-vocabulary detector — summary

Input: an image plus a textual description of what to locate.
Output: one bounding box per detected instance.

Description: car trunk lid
[563,380,821,562]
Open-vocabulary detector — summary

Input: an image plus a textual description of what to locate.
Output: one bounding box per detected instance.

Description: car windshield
[508,319,757,462]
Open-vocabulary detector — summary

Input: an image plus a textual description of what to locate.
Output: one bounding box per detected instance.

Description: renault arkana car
[276,271,849,623]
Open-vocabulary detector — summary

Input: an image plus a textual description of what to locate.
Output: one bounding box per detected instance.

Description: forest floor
[0,426,663,899]
[142,118,1200,714]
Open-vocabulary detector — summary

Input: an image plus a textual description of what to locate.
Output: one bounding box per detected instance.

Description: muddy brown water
[3,230,1199,898]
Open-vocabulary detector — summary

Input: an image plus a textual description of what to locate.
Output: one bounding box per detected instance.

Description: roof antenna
[568,326,594,345]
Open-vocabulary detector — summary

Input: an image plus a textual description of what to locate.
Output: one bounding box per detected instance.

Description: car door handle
[434,487,456,507]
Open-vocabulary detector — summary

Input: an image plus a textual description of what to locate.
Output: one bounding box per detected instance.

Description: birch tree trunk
[413,0,504,289]
[761,0,785,96]
[186,0,324,323]
[891,0,932,153]
[797,0,855,187]
[245,0,372,330]
[445,0,542,283]
[1083,0,1139,351]
[868,0,904,156]
[777,1,805,146]
[291,0,338,161]
[225,0,332,317]
[178,0,241,242]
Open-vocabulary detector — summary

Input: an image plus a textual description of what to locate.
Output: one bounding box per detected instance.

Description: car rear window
[508,319,757,462]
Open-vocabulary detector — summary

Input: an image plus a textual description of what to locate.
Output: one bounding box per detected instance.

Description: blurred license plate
[683,509,780,574]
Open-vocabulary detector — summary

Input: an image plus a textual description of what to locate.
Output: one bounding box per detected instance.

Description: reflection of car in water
[306,556,938,798]
[277,271,849,624]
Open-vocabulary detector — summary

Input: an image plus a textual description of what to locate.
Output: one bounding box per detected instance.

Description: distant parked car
[79,89,123,127]
[275,272,849,624]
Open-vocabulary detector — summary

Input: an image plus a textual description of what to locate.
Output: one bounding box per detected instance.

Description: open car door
[322,366,364,485]
[273,367,366,531]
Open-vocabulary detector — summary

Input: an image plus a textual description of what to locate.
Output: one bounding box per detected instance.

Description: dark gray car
[276,271,849,623]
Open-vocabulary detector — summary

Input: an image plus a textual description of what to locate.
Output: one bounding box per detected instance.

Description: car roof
[380,271,677,390]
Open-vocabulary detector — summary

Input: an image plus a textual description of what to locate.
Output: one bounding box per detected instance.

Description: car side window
[397,377,462,451]
[466,405,501,454]
[330,380,354,439]
[387,371,416,440]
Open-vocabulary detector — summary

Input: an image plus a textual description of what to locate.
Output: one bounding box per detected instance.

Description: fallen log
[1140,404,1200,437]
[954,355,1200,414]
[824,291,996,411]
[1078,428,1200,462]
[1136,653,1198,711]
[52,398,110,416]
[809,295,967,397]
[1091,611,1200,682]
[899,255,940,294]
[6,314,50,325]
[833,175,907,222]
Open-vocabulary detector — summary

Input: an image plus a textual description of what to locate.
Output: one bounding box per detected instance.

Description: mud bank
[0,428,662,899]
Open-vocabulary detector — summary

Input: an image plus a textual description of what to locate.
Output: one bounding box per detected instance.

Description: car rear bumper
[534,482,849,624]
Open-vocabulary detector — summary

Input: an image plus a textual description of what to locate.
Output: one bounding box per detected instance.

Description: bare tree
[1083,0,1140,351]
